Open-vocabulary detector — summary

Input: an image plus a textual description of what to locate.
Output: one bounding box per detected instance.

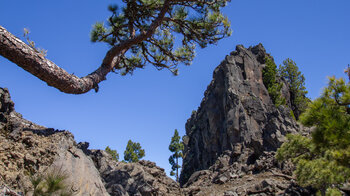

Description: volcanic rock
[87,149,181,196]
[0,87,109,196]
[180,44,302,185]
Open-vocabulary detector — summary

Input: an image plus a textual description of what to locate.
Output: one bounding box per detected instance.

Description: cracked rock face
[180,44,301,185]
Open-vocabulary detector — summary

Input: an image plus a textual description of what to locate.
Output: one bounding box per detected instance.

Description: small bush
[105,146,119,161]
[29,167,74,196]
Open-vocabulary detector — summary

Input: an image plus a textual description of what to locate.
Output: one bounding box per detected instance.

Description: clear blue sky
[1,1,349,176]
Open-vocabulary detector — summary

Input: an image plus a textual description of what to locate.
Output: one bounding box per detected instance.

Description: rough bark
[0,25,116,94]
[0,1,169,94]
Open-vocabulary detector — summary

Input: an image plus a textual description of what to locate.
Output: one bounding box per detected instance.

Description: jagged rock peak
[180,44,300,185]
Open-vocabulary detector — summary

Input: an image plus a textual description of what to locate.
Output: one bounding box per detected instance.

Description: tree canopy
[276,76,350,195]
[262,57,309,119]
[278,58,309,119]
[262,57,285,106]
[105,146,119,161]
[0,0,231,94]
[124,140,145,162]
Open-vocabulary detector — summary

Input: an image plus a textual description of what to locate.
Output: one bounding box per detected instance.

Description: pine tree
[262,57,285,106]
[168,129,184,182]
[276,76,350,195]
[124,140,145,163]
[278,58,309,119]
[0,0,231,94]
[105,146,119,161]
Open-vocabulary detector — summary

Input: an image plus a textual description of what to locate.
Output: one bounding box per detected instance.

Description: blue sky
[1,0,349,176]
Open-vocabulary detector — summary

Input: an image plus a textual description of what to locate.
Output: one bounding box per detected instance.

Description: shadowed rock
[87,149,181,196]
[180,44,301,185]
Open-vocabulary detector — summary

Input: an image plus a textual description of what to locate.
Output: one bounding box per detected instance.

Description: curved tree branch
[0,0,170,94]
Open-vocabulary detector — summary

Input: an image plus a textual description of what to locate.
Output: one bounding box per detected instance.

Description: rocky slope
[180,150,313,195]
[0,88,109,195]
[83,145,181,196]
[0,87,180,196]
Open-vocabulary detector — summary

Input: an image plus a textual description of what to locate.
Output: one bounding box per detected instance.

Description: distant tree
[124,140,145,162]
[262,57,285,106]
[278,58,309,119]
[105,146,119,161]
[276,76,350,196]
[0,0,231,94]
[168,129,184,182]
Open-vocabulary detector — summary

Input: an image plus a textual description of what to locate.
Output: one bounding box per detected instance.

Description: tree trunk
[176,156,178,182]
[0,1,170,94]
[0,25,121,94]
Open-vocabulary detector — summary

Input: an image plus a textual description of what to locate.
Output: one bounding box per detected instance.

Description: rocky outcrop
[180,44,302,185]
[86,148,181,196]
[0,87,109,195]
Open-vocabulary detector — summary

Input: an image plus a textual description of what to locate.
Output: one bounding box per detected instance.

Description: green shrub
[262,57,285,106]
[277,76,350,195]
[105,146,119,161]
[29,167,74,196]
